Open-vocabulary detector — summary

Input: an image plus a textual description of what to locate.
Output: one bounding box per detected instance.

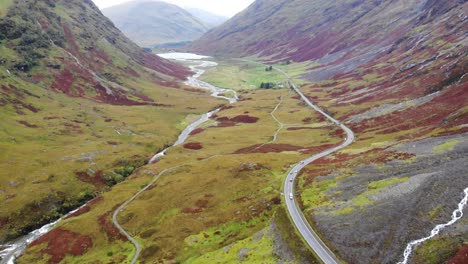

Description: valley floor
[12,55,468,264]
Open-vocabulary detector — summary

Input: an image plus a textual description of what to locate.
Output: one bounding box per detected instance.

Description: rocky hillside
[0,0,220,243]
[103,1,209,48]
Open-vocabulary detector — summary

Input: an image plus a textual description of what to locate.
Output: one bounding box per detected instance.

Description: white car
[289,193,293,200]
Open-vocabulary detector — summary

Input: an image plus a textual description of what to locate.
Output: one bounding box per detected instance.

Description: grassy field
[0,0,13,17]
[200,59,286,90]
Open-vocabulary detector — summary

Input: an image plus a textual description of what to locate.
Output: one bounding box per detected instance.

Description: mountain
[0,0,220,243]
[186,7,228,28]
[102,1,209,48]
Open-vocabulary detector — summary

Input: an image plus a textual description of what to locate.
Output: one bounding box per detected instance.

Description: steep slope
[102,1,209,48]
[186,7,228,28]
[0,0,220,244]
[190,0,464,61]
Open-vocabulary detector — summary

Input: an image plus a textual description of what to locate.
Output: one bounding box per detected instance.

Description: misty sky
[92,0,255,17]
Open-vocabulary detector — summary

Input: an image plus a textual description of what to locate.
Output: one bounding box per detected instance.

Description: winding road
[276,67,355,264]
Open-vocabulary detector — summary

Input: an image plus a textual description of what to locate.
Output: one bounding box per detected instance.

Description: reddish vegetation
[195,199,210,208]
[75,171,107,189]
[124,67,140,78]
[230,115,259,123]
[234,144,302,154]
[66,197,103,219]
[155,79,181,88]
[98,206,128,242]
[235,196,252,203]
[287,126,331,131]
[220,105,235,111]
[52,69,75,94]
[66,206,90,219]
[184,87,205,93]
[447,246,468,264]
[216,120,236,128]
[0,217,8,228]
[215,115,259,127]
[234,143,340,155]
[30,228,92,264]
[14,99,40,113]
[181,208,203,214]
[62,23,80,56]
[137,52,191,80]
[17,120,39,128]
[89,48,112,64]
[93,83,148,106]
[302,117,313,124]
[189,128,204,135]
[350,85,467,136]
[32,74,45,83]
[184,142,203,150]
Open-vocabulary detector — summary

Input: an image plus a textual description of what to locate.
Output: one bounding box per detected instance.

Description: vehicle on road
[289,193,293,200]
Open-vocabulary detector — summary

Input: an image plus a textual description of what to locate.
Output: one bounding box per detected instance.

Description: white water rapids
[397,188,468,264]
[0,203,89,264]
[0,53,235,264]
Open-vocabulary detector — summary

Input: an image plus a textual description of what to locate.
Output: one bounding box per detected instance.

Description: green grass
[368,177,409,190]
[433,139,459,154]
[412,237,460,264]
[333,176,409,215]
[301,178,338,209]
[184,225,278,264]
[0,0,13,17]
[200,60,286,90]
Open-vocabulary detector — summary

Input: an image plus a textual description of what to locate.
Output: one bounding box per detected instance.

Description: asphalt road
[277,68,355,264]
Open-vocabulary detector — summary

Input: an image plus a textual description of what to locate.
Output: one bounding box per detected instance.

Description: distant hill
[103,1,209,48]
[186,7,228,28]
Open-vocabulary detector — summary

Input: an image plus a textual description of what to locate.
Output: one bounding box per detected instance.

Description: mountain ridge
[102,1,209,48]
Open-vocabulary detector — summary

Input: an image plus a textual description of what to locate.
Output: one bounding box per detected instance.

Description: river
[0,53,234,264]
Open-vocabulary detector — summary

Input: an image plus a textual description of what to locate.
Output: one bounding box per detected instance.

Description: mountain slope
[186,7,228,28]
[190,0,464,61]
[190,0,468,262]
[103,1,209,47]
[0,0,220,243]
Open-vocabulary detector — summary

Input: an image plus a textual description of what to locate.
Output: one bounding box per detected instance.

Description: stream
[397,187,468,264]
[0,53,235,264]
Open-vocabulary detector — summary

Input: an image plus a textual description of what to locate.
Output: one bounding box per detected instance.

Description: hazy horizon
[92,0,255,17]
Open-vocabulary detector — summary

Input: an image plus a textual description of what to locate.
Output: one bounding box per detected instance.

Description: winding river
[0,53,235,264]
